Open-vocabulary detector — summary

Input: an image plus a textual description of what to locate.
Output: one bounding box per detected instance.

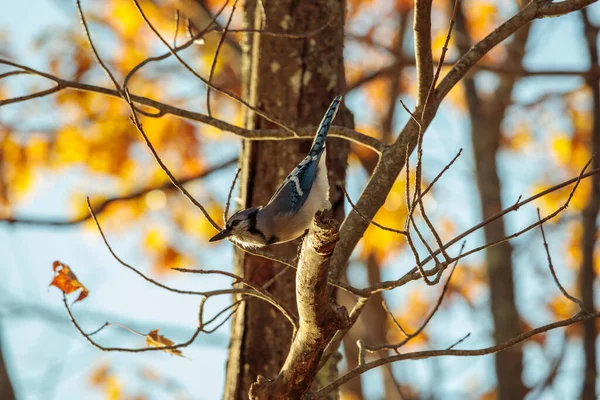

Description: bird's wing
[267,151,322,213]
[267,96,340,213]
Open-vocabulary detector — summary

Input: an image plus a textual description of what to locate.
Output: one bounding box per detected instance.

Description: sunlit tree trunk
[223,1,351,397]
[454,2,530,398]
[580,9,599,400]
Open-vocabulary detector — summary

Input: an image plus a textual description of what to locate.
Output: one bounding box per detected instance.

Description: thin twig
[173,10,180,48]
[0,70,30,80]
[0,157,236,226]
[446,332,471,350]
[129,0,299,136]
[87,197,242,297]
[314,310,600,397]
[362,159,600,296]
[224,167,242,224]
[366,242,465,352]
[537,208,585,309]
[63,293,204,353]
[172,267,298,332]
[207,0,237,117]
[0,59,384,153]
[124,89,221,230]
[339,186,407,235]
[410,0,460,265]
[76,0,122,94]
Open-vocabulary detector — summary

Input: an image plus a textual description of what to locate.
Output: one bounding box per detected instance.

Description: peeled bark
[223,1,351,398]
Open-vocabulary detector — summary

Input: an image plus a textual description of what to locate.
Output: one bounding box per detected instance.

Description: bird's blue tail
[309,95,342,157]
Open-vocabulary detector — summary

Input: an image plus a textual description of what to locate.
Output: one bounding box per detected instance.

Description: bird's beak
[209,228,233,242]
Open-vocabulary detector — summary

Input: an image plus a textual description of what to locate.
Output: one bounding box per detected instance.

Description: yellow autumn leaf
[551,135,571,165]
[25,135,49,165]
[146,329,183,357]
[361,178,410,262]
[143,228,167,251]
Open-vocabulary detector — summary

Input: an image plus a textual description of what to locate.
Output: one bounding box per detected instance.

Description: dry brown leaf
[50,260,89,302]
[145,329,183,357]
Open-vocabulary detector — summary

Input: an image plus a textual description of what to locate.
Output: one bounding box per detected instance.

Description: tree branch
[436,0,597,100]
[249,213,350,399]
[414,0,433,106]
[0,59,383,153]
[0,157,237,226]
[313,310,600,397]
[331,0,598,282]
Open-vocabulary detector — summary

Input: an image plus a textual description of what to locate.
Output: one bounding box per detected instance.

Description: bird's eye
[231,220,240,227]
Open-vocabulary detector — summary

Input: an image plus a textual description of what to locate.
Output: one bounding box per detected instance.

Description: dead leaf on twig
[146,329,183,357]
[50,260,89,303]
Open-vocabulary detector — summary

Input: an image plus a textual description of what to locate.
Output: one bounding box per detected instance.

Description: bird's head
[209,207,266,248]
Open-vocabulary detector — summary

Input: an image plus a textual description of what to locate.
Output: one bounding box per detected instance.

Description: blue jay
[209,96,342,248]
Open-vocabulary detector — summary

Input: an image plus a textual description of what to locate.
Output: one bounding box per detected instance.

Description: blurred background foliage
[1,0,600,399]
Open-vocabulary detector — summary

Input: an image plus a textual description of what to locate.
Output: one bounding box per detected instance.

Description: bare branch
[537,208,585,309]
[0,157,237,226]
[318,296,370,372]
[129,0,299,136]
[436,0,597,100]
[124,89,222,230]
[76,0,122,94]
[414,0,433,105]
[224,167,242,224]
[365,243,464,353]
[207,0,238,117]
[339,186,407,235]
[63,293,207,353]
[0,59,383,153]
[542,0,598,17]
[0,83,63,106]
[333,0,597,279]
[314,311,600,397]
[249,213,349,398]
[170,268,298,332]
[347,59,598,94]
[87,197,242,297]
[343,164,600,296]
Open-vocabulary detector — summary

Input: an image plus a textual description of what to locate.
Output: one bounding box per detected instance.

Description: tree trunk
[580,9,599,400]
[223,1,351,398]
[454,2,529,398]
[0,333,15,400]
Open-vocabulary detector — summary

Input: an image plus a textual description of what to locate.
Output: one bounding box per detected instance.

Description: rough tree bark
[0,333,15,400]
[454,2,529,398]
[249,213,350,398]
[223,1,352,398]
[580,9,599,400]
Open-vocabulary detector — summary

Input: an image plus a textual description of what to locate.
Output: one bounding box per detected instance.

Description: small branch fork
[61,197,300,354]
[365,243,465,354]
[312,310,600,398]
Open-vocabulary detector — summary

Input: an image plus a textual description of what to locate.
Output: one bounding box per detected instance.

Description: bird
[209,96,342,249]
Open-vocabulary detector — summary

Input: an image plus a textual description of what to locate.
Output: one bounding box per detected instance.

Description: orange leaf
[145,329,183,357]
[50,261,89,302]
[89,363,111,387]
